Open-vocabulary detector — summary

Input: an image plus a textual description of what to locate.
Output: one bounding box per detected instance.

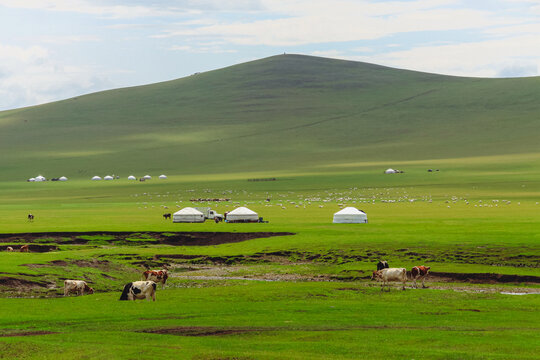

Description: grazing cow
[372,268,407,291]
[142,269,168,289]
[19,245,29,252]
[376,260,389,271]
[411,265,431,288]
[64,280,94,296]
[27,214,34,221]
[163,213,171,220]
[6,246,13,252]
[119,281,157,301]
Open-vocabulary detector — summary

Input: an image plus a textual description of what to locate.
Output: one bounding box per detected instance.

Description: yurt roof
[228,207,258,215]
[174,207,204,215]
[334,207,365,215]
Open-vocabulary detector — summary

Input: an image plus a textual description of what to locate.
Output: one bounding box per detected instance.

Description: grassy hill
[1,54,539,180]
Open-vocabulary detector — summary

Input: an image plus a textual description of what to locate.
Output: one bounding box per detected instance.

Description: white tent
[92,176,102,181]
[104,175,114,180]
[28,178,36,182]
[159,174,167,179]
[173,207,205,223]
[226,207,259,223]
[143,175,151,180]
[384,168,396,174]
[127,175,136,180]
[333,207,368,224]
[59,176,68,181]
[35,175,46,182]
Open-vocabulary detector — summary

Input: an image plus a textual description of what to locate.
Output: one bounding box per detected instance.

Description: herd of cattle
[62,262,430,300]
[372,260,431,291]
[64,269,168,301]
[8,245,429,298]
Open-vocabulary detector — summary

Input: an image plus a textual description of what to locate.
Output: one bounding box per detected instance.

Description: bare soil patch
[0,232,294,248]
[427,271,540,284]
[140,326,260,337]
[0,277,50,291]
[0,330,57,337]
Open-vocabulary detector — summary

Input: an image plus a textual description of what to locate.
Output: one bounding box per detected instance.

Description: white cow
[64,280,94,296]
[372,268,407,291]
[119,281,156,301]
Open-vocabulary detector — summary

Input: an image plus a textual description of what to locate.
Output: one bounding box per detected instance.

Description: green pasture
[0,282,538,359]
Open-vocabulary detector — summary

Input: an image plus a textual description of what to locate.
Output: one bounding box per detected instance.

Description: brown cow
[142,269,168,289]
[411,265,431,288]
[20,245,29,252]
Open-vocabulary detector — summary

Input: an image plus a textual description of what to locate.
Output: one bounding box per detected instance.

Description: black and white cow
[119,281,157,301]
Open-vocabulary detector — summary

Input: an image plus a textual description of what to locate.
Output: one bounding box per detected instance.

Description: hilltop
[1,54,539,180]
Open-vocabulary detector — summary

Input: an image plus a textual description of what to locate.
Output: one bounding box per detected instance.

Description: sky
[1,0,539,110]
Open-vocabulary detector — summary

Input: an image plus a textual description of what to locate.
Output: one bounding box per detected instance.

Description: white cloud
[360,34,540,77]
[154,1,514,46]
[0,43,112,110]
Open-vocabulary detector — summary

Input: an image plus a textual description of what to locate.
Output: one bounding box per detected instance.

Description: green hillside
[1,54,539,180]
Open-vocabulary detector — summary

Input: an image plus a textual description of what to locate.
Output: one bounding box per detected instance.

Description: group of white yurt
[172,206,260,223]
[333,207,368,223]
[28,175,68,182]
[28,175,46,182]
[172,206,367,224]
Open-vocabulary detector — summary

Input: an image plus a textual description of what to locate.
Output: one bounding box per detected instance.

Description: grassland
[1,54,540,180]
[0,55,539,358]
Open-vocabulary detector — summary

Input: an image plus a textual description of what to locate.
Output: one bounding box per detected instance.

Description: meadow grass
[0,282,538,359]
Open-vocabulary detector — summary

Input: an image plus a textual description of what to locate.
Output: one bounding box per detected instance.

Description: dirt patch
[0,277,50,290]
[140,326,260,337]
[0,331,57,337]
[428,271,540,284]
[0,232,294,247]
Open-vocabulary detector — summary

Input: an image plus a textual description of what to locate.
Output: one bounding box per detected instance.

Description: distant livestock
[27,214,34,221]
[376,260,389,271]
[19,245,29,252]
[142,269,168,289]
[372,268,407,291]
[120,281,157,301]
[6,246,13,252]
[411,265,431,288]
[64,280,94,296]
[163,213,171,220]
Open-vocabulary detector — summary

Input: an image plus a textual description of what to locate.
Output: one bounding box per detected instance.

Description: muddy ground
[0,231,538,297]
[0,231,294,248]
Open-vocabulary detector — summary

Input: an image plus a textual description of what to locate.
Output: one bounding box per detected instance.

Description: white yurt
[91,176,102,181]
[226,207,259,223]
[104,175,114,180]
[159,174,167,179]
[333,207,368,224]
[384,168,396,174]
[127,175,136,180]
[28,178,36,182]
[59,176,68,181]
[173,207,205,223]
[35,175,46,182]
[143,175,151,180]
